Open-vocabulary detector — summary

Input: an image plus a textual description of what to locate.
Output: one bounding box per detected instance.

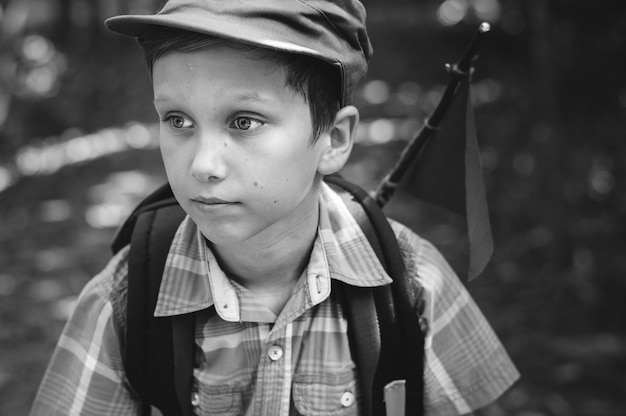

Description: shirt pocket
[196,384,243,416]
[292,370,359,416]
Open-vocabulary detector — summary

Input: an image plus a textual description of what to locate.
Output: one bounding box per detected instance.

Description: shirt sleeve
[392,223,519,416]
[30,246,141,416]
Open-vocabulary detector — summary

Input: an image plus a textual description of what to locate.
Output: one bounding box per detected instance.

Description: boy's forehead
[154,45,293,90]
[153,48,303,103]
[105,0,373,105]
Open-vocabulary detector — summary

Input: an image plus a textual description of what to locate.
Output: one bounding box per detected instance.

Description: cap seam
[296,0,342,40]
[297,0,367,62]
[296,0,365,105]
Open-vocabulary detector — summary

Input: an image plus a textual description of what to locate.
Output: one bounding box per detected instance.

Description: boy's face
[152,46,328,248]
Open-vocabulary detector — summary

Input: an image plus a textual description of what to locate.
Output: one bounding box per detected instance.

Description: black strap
[112,183,179,255]
[326,176,425,416]
[125,200,191,416]
[333,282,381,416]
[125,209,154,401]
[172,313,195,416]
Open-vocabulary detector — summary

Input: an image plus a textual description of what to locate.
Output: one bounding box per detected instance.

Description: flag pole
[373,22,491,207]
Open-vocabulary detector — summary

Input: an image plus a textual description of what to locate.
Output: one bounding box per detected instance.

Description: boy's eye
[231,116,263,131]
[167,115,193,129]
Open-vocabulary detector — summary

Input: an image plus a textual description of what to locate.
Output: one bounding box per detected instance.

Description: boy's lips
[191,196,239,211]
[193,196,234,204]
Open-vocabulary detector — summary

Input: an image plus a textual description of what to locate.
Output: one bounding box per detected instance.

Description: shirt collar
[153,182,392,318]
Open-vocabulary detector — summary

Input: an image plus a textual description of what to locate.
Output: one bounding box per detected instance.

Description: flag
[398,77,493,280]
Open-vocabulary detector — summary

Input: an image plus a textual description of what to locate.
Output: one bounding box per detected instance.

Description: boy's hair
[140,29,342,142]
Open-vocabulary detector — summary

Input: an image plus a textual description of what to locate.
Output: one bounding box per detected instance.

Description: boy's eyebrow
[152,91,176,104]
[231,92,276,105]
[152,92,277,106]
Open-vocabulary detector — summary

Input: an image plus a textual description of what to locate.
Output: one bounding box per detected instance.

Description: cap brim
[105,14,331,64]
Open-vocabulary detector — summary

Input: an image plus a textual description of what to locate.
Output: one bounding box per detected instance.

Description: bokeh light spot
[22,35,54,63]
[472,0,501,22]
[437,0,468,26]
[589,170,614,196]
[363,80,390,105]
[368,119,396,144]
[396,81,422,106]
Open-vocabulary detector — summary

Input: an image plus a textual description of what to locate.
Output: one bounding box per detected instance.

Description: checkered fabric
[30,183,518,415]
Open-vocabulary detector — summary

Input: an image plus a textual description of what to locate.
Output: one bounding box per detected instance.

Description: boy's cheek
[252,180,265,191]
[160,145,186,168]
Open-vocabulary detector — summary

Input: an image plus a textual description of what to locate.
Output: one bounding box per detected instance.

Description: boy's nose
[190,134,228,182]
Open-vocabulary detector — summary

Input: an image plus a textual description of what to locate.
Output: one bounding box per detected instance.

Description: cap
[105,0,373,105]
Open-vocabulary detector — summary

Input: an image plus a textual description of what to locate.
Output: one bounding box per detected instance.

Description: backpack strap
[325,175,425,416]
[112,183,181,255]
[121,184,194,416]
[332,282,382,416]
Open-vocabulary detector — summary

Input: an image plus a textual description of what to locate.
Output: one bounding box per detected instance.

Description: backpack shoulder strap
[115,183,194,416]
[111,183,181,255]
[324,175,426,416]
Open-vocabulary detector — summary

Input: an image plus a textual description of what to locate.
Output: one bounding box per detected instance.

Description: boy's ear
[317,106,359,176]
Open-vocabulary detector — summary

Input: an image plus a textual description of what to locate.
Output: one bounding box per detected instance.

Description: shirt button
[340,391,355,407]
[190,392,200,407]
[268,345,283,361]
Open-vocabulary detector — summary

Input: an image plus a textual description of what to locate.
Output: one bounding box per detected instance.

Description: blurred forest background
[1,0,625,414]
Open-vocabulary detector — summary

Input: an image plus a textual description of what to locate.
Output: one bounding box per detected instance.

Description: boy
[31,1,519,415]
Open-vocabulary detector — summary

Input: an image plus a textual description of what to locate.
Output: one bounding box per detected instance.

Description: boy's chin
[192,217,267,249]
[195,224,248,248]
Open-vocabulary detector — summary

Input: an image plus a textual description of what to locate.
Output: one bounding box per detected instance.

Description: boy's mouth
[191,196,239,211]
[193,196,232,204]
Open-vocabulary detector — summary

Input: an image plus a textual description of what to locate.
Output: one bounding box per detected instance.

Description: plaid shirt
[31,183,518,416]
